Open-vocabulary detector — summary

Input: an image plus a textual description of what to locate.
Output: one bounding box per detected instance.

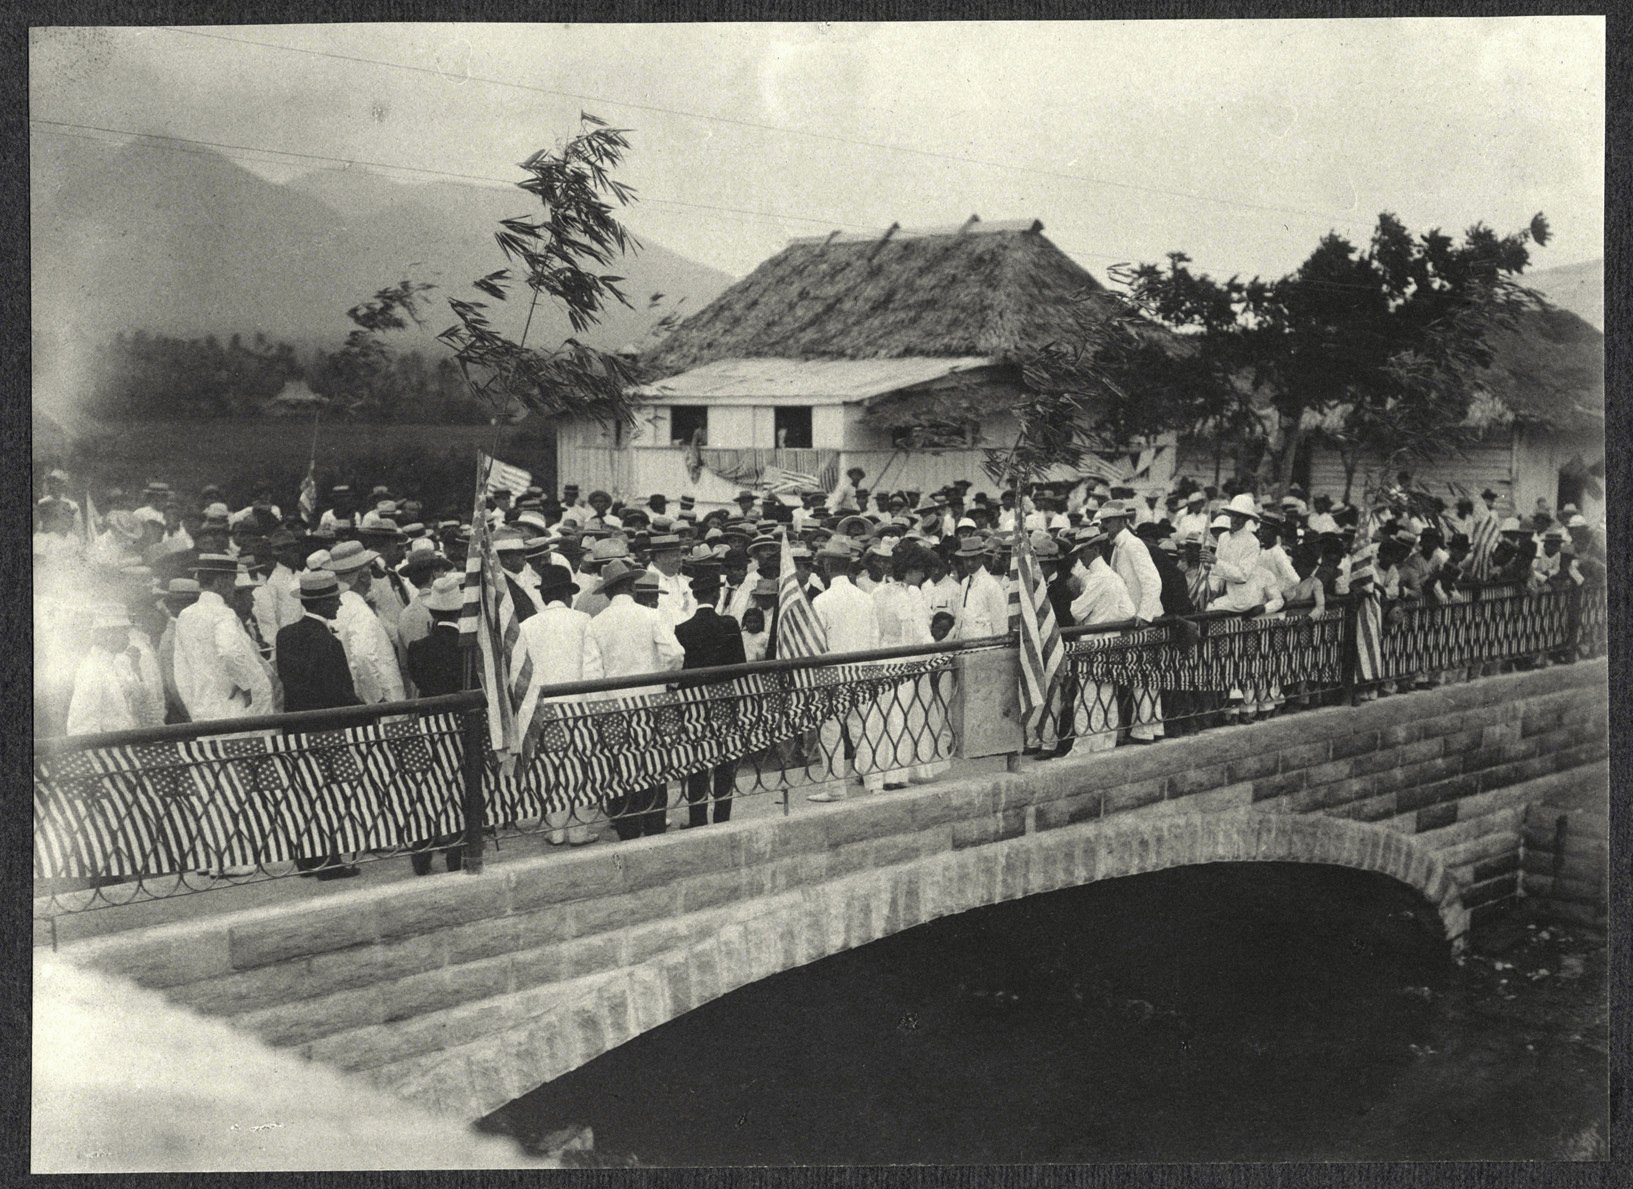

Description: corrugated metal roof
[631,356,996,402]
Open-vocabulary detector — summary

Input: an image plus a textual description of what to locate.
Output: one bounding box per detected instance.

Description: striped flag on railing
[1011,530,1065,749]
[776,532,828,659]
[764,465,821,495]
[485,457,532,497]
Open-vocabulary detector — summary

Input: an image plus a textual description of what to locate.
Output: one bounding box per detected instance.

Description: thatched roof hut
[641,217,1126,377]
[1474,301,1603,432]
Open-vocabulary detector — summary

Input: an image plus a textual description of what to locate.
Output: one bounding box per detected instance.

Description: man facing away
[323,541,406,705]
[674,566,746,827]
[519,567,604,846]
[588,559,684,839]
[273,570,364,880]
[403,573,469,874]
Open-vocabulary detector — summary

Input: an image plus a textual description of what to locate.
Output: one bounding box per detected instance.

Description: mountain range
[30,136,735,414]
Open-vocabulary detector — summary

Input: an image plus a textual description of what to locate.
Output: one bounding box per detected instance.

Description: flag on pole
[82,488,98,546]
[460,452,534,769]
[1467,510,1502,581]
[775,532,828,660]
[298,457,318,526]
[485,458,532,498]
[1011,530,1066,749]
[1348,508,1384,682]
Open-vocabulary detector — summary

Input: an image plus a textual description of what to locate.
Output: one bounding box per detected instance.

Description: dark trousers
[410,835,464,875]
[686,763,737,826]
[608,785,668,840]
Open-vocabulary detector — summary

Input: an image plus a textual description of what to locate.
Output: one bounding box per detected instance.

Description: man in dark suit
[675,568,746,826]
[406,574,465,698]
[274,571,361,880]
[404,573,466,874]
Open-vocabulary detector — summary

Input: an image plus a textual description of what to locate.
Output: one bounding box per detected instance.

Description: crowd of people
[34,460,1607,869]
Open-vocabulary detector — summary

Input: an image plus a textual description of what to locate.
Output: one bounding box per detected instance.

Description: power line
[28,117,874,234]
[154,24,1366,227]
[29,116,1369,286]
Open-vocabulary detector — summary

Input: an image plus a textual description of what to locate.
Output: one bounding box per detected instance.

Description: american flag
[485,458,532,497]
[764,465,821,495]
[34,715,464,880]
[1348,507,1384,682]
[1077,453,1133,485]
[460,452,533,768]
[1467,510,1502,580]
[776,532,828,659]
[298,456,318,526]
[1010,530,1066,749]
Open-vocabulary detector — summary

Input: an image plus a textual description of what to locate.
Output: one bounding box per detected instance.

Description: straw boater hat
[594,558,643,596]
[837,515,872,537]
[647,532,683,553]
[817,537,856,561]
[1072,525,1108,554]
[752,577,780,598]
[492,528,527,554]
[298,571,342,602]
[160,577,201,609]
[324,540,379,573]
[423,573,465,612]
[952,537,989,558]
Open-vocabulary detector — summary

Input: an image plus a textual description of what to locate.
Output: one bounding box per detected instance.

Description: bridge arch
[476,810,1465,1119]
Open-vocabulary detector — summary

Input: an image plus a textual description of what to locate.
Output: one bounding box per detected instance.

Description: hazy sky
[30,19,1604,282]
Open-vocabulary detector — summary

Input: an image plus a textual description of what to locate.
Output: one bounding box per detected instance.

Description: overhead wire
[29,115,1379,290]
[153,24,1368,228]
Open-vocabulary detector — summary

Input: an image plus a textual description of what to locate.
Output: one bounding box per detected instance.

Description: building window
[669,405,708,446]
[774,405,813,449]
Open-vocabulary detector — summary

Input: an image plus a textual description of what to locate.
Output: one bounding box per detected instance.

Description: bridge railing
[33,582,1605,918]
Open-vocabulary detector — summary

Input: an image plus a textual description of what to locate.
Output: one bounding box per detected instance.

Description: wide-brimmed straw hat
[324,540,379,574]
[594,558,643,596]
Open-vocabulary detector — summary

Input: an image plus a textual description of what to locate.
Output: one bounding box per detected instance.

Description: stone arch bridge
[65,662,1607,1122]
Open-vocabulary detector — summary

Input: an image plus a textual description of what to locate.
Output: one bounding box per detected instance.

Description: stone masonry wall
[61,661,1608,1122]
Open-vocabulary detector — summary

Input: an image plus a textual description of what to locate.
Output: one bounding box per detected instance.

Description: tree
[435,113,652,427]
[1114,212,1551,497]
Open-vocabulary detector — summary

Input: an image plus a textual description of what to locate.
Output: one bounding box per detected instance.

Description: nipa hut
[551,217,1180,506]
[1298,300,1605,519]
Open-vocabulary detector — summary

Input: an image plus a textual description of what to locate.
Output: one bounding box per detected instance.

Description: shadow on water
[480,862,1607,1166]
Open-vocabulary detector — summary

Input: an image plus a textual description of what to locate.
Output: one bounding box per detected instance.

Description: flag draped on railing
[460,451,535,768]
[1010,530,1065,749]
[776,532,827,659]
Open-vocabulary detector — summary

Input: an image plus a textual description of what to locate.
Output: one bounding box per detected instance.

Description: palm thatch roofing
[1474,301,1603,433]
[640,217,1130,378]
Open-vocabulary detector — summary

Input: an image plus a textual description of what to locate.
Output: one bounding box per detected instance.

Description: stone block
[687,942,724,1006]
[1035,791,1100,831]
[1379,721,1423,748]
[1464,872,1519,908]
[1104,779,1164,815]
[512,933,622,989]
[951,815,999,849]
[300,931,449,1000]
[823,795,926,848]
[228,900,382,970]
[1277,741,1330,772]
[1304,757,1356,788]
[236,982,382,1048]
[499,856,618,917]
[1252,769,1306,804]
[996,807,1027,842]
[1480,721,1522,749]
[1472,852,1521,882]
[620,916,695,966]
[1329,730,1382,761]
[1328,791,1397,824]
[677,868,749,914]
[159,955,317,1018]
[1397,773,1478,815]
[1415,801,1458,833]
[382,952,513,1024]
[74,926,234,991]
[1168,780,1254,815]
[908,789,958,830]
[1226,751,1279,784]
[1440,727,1485,756]
[375,874,510,942]
[565,889,670,940]
[617,830,736,892]
[943,780,1000,822]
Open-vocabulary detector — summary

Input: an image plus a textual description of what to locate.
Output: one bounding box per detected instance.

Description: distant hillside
[30,137,734,423]
[1526,258,1602,331]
